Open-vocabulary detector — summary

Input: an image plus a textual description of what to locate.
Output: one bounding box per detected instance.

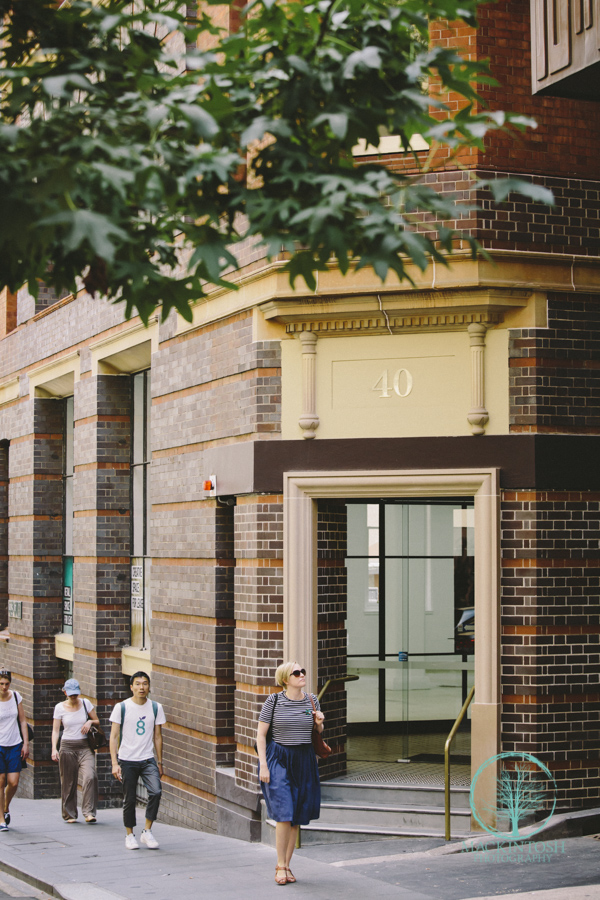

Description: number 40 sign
[372,368,413,399]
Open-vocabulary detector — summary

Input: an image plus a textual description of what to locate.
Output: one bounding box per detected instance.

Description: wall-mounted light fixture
[203,475,216,497]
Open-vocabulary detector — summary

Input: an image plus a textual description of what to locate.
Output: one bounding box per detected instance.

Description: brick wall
[152,502,236,831]
[424,2,600,181]
[2,399,65,798]
[0,289,16,340]
[500,489,600,810]
[509,294,600,433]
[234,494,284,795]
[146,309,282,829]
[317,500,348,780]
[0,443,7,629]
[72,374,133,807]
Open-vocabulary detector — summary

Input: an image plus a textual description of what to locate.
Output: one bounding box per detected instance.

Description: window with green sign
[62,396,74,635]
[131,371,151,650]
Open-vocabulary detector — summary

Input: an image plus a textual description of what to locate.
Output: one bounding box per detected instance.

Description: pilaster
[72,375,132,806]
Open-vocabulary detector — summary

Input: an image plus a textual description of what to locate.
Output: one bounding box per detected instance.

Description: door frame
[283,468,501,827]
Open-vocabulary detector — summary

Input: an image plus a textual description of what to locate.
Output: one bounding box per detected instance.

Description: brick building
[0,0,599,840]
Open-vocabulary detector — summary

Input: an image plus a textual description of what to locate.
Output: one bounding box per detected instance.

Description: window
[62,396,74,634]
[130,371,151,649]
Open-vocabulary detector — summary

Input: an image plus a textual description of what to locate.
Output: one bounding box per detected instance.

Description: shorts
[0,743,22,775]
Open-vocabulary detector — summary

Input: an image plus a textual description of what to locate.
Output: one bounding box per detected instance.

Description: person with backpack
[109,671,166,850]
[0,670,29,831]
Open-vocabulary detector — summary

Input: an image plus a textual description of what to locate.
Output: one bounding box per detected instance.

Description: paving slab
[0,800,429,900]
[1,799,600,900]
[298,834,600,900]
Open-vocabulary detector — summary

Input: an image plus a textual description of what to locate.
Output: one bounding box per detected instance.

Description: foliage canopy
[0,0,552,322]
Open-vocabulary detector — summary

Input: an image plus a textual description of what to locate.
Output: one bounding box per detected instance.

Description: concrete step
[262,814,462,844]
[318,800,472,834]
[321,780,472,810]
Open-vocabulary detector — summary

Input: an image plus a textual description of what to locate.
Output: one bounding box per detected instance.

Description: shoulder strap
[13,691,18,716]
[152,700,158,723]
[119,700,126,746]
[308,693,317,712]
[84,698,91,720]
[267,691,279,727]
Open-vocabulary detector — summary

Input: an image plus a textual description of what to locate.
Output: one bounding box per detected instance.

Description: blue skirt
[259,741,321,826]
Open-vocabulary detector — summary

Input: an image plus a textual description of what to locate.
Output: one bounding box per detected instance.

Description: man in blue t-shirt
[109,671,166,850]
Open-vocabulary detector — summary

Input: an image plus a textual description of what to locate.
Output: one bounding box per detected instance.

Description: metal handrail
[317,674,359,702]
[444,685,474,841]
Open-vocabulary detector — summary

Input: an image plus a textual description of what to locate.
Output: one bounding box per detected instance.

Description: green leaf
[240,116,292,147]
[343,46,382,78]
[312,112,349,140]
[177,104,219,138]
[42,74,95,97]
[39,210,128,263]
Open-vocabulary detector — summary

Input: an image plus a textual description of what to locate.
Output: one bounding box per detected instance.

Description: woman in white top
[51,678,100,823]
[0,670,29,831]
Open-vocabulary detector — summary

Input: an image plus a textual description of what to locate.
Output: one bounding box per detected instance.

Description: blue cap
[63,679,81,696]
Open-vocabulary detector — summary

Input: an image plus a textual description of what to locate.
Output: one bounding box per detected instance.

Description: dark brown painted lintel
[251,435,600,493]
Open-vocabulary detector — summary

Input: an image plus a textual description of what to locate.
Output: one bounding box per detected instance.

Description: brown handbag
[308,694,332,759]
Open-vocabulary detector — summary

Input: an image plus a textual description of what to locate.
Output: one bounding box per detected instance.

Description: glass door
[346,500,474,761]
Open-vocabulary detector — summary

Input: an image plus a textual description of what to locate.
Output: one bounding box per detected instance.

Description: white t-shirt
[53,698,93,742]
[109,697,166,762]
[0,691,23,748]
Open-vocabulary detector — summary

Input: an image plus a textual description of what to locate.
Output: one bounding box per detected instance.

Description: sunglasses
[290,669,306,678]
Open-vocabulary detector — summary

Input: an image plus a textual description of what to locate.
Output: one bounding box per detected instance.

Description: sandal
[275,865,288,885]
[286,868,296,883]
[84,815,96,823]
[64,818,77,823]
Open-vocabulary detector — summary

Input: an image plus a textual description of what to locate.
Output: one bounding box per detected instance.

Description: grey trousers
[59,740,98,820]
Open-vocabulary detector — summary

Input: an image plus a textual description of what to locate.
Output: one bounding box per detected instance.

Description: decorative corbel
[467,322,489,436]
[298,331,319,440]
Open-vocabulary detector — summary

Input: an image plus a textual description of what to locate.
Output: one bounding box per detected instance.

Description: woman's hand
[21,742,29,760]
[259,763,270,783]
[81,720,92,734]
[51,748,59,762]
[312,709,325,732]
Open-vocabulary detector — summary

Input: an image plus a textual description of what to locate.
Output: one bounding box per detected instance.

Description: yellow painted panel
[282,329,509,440]
[0,378,19,407]
[55,632,74,662]
[121,645,152,677]
[29,352,80,398]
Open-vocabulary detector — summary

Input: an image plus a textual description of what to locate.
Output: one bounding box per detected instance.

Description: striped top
[259,691,321,746]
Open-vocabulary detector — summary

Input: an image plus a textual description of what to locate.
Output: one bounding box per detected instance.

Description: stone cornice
[176,250,600,338]
[285,309,504,336]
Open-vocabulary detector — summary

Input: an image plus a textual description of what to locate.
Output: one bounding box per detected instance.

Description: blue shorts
[0,744,22,775]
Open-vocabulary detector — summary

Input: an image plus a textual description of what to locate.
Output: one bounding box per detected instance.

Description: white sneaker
[125,833,139,850]
[140,829,159,849]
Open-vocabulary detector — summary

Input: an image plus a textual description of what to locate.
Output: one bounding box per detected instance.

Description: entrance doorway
[345,499,474,770]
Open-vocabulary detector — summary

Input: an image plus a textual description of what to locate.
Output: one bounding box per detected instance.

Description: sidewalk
[0,799,599,900]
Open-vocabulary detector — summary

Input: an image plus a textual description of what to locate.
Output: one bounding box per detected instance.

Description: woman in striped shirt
[256,661,325,885]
